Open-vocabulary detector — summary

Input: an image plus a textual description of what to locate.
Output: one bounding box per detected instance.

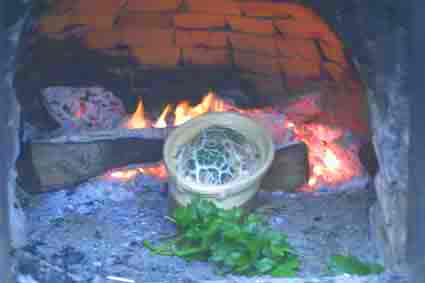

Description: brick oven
[0,0,419,283]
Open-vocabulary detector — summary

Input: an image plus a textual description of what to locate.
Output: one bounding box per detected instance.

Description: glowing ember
[139,163,168,180]
[113,92,364,192]
[323,148,340,171]
[109,169,140,181]
[105,163,167,182]
[288,121,363,191]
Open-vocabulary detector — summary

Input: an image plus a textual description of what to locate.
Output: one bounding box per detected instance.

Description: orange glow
[154,104,172,128]
[288,120,363,191]
[139,163,168,179]
[174,100,192,126]
[125,98,150,129]
[113,92,363,191]
[105,163,168,182]
[123,92,228,129]
[174,92,225,126]
[323,148,340,171]
[109,169,140,181]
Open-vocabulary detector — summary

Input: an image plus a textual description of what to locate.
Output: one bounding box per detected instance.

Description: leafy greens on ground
[144,197,299,277]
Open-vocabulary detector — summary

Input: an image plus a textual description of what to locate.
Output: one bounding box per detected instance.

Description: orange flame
[125,98,150,129]
[287,120,363,191]
[113,92,363,192]
[174,92,225,126]
[154,104,172,128]
[109,169,140,181]
[105,163,168,182]
[139,163,168,180]
[125,92,226,129]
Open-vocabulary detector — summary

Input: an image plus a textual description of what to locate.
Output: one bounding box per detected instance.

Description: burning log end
[261,142,309,192]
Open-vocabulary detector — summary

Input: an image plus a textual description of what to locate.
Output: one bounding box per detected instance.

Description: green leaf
[222,224,242,241]
[196,198,218,219]
[223,251,244,268]
[255,258,276,274]
[143,240,175,256]
[271,264,297,277]
[174,206,195,229]
[271,256,299,277]
[328,255,385,275]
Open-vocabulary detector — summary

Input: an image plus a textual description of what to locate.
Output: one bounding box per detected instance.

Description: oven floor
[15,178,392,283]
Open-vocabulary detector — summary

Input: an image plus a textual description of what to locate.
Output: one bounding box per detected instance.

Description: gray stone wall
[305,0,410,272]
[0,15,28,283]
[368,28,408,271]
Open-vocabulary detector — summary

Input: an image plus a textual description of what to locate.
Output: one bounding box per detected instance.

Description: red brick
[131,46,181,67]
[229,33,278,56]
[74,0,126,15]
[174,13,227,29]
[38,15,71,34]
[175,30,228,48]
[126,0,181,12]
[121,27,175,47]
[186,0,241,15]
[274,18,331,40]
[275,18,346,65]
[240,2,320,20]
[318,39,348,66]
[234,51,281,76]
[276,37,320,61]
[280,57,321,88]
[182,48,230,65]
[226,15,275,34]
[116,12,174,29]
[83,30,123,49]
[323,62,348,82]
[69,14,115,30]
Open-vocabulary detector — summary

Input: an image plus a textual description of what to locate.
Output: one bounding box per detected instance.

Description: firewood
[16,128,169,193]
[261,141,309,192]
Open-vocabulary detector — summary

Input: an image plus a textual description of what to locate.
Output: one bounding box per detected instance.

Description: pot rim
[163,112,275,196]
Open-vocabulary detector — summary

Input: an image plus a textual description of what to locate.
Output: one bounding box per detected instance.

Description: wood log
[16,128,169,193]
[261,141,309,192]
[16,113,301,193]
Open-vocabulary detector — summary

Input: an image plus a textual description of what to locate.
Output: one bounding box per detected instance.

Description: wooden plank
[261,141,308,192]
[16,136,164,193]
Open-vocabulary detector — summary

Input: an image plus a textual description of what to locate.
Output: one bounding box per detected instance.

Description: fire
[287,120,363,191]
[125,92,226,129]
[112,92,363,192]
[174,92,225,126]
[323,148,340,171]
[105,163,167,182]
[153,104,172,128]
[125,98,149,129]
[138,163,167,179]
[109,169,140,181]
